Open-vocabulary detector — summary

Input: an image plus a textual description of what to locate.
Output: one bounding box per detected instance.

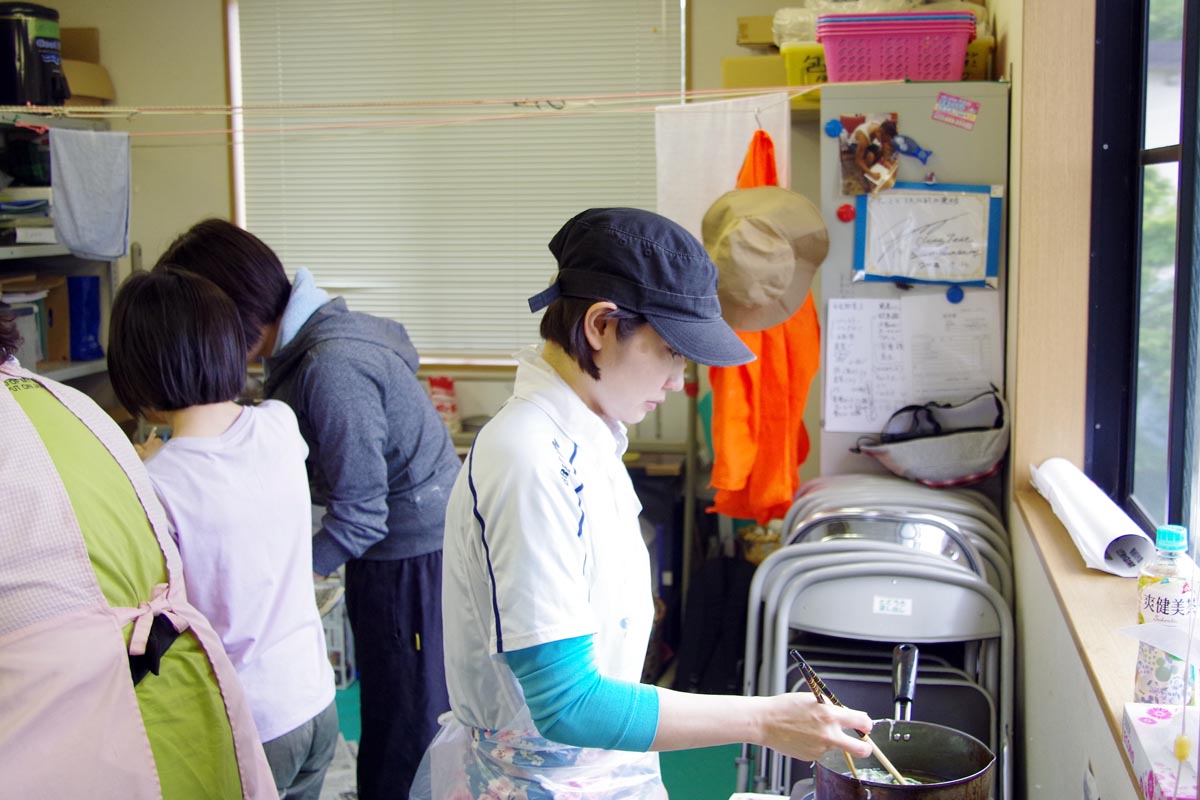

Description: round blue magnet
[946,285,965,303]
[824,118,843,137]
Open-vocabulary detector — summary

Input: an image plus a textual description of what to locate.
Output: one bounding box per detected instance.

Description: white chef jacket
[442,345,656,732]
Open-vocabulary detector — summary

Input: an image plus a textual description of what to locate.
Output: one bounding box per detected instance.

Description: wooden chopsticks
[789,649,909,786]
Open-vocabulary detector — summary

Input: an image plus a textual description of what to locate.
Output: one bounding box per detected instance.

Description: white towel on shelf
[48,128,130,260]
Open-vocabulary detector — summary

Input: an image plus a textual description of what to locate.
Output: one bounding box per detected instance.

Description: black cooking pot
[813,644,995,799]
[814,719,994,799]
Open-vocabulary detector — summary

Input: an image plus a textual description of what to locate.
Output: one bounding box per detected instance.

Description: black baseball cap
[527,207,755,367]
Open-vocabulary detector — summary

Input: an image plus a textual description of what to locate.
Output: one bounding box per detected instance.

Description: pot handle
[892,643,919,722]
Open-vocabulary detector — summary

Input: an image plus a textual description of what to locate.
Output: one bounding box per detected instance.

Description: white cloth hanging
[654,92,791,239]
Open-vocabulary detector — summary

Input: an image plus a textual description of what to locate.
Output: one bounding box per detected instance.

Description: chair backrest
[764,559,999,697]
[755,553,979,716]
[787,473,1004,529]
[784,487,1006,545]
[744,541,973,697]
[786,570,1004,644]
[786,508,985,576]
[788,500,1008,553]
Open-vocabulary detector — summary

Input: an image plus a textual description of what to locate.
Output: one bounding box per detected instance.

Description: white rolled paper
[1030,457,1155,577]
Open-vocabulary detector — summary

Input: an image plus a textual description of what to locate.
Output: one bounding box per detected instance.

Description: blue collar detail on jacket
[275,268,331,355]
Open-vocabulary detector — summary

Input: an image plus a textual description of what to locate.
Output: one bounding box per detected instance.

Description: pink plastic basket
[817,12,975,82]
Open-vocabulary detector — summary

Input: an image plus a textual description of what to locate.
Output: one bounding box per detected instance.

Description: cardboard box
[62,59,115,106]
[58,27,113,106]
[60,28,100,63]
[0,274,69,363]
[1123,702,1200,800]
[737,16,775,47]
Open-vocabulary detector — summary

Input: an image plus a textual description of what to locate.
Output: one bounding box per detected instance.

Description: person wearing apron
[0,312,276,798]
[421,208,873,799]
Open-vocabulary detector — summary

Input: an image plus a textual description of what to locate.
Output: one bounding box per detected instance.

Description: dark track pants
[345,551,449,800]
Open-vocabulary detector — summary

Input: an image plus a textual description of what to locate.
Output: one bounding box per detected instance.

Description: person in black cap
[417,208,872,799]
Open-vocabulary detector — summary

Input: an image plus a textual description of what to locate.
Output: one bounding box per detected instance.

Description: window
[231,1,683,356]
[1087,0,1199,531]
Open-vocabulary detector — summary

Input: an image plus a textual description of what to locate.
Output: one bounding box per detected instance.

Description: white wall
[1010,511,1139,800]
[50,0,232,278]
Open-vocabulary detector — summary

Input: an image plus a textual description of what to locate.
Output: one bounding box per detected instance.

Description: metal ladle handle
[892,643,919,722]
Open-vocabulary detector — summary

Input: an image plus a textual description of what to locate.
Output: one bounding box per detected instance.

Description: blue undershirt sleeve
[504,634,660,752]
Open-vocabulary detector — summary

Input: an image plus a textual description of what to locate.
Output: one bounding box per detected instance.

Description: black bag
[671,556,756,695]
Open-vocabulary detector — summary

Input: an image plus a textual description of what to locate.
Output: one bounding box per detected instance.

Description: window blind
[235,0,684,355]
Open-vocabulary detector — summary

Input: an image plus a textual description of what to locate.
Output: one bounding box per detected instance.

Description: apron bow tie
[123,582,189,657]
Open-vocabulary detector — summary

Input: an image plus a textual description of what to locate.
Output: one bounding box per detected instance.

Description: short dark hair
[879,119,898,138]
[0,310,20,363]
[107,267,248,418]
[157,218,291,354]
[538,297,646,380]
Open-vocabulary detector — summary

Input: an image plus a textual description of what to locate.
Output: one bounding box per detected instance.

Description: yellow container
[963,34,995,80]
[720,53,819,113]
[781,41,826,103]
[781,41,827,86]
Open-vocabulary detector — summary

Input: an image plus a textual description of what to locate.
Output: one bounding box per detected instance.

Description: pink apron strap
[7,362,184,582]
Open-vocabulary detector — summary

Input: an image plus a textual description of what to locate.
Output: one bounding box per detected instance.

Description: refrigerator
[815,81,1012,477]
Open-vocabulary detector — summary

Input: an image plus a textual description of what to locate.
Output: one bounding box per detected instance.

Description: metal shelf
[0,243,70,260]
[39,359,106,381]
[0,111,105,131]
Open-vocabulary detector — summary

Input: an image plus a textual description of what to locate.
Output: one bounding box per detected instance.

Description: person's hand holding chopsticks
[791,648,908,784]
[750,691,875,763]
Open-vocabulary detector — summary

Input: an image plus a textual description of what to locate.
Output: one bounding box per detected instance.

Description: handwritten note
[860,189,993,283]
[825,298,907,432]
[823,292,1002,432]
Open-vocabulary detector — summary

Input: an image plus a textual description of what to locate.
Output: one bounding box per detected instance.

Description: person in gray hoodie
[159,219,460,800]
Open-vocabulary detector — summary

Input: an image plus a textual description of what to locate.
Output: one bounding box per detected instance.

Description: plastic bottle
[1134,524,1196,704]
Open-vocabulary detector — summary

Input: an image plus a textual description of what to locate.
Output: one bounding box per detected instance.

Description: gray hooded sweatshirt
[265,297,461,576]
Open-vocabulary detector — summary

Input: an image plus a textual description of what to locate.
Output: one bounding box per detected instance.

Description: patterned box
[1122,702,1199,800]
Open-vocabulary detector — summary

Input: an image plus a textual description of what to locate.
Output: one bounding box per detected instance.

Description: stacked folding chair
[737,474,1013,800]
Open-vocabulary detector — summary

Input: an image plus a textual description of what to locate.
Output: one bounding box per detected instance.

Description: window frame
[1086,0,1200,531]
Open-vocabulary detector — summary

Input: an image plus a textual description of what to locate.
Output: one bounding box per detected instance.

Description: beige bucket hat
[701,186,829,332]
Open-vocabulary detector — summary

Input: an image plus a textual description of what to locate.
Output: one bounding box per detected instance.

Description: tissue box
[1123,703,1200,800]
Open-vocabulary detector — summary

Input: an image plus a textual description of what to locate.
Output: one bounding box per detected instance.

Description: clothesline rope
[0,84,823,142]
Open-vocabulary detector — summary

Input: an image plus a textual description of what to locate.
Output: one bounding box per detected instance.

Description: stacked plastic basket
[816,10,977,82]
